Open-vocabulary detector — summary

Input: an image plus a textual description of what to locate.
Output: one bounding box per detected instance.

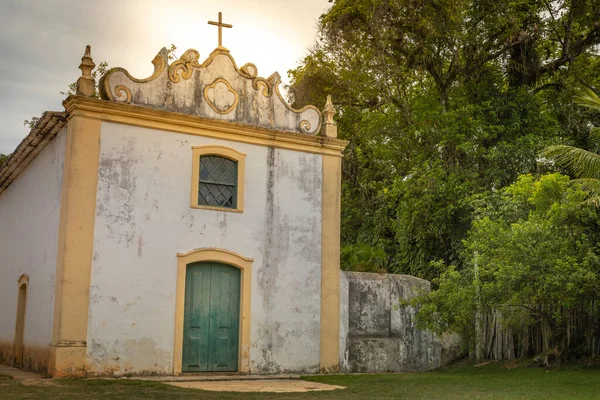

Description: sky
[0,0,331,154]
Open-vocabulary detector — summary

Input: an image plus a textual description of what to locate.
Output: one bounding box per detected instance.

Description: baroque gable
[99,47,322,135]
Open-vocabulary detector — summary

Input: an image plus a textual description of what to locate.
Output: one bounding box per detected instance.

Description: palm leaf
[585,195,600,208]
[565,179,600,208]
[588,127,600,149]
[541,145,600,179]
[573,87,600,111]
[569,178,600,195]
[540,88,600,208]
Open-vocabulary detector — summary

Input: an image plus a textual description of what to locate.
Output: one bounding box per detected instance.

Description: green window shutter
[198,155,238,208]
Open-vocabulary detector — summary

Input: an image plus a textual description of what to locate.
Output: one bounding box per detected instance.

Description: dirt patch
[20,379,60,387]
[474,361,492,368]
[502,360,522,370]
[167,379,345,393]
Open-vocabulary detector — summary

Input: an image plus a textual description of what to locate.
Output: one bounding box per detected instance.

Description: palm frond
[569,178,600,196]
[584,195,600,209]
[541,145,600,179]
[588,127,600,149]
[573,87,600,111]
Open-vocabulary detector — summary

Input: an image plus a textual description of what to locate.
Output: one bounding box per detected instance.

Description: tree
[542,88,600,207]
[288,0,600,279]
[341,243,387,272]
[0,153,10,167]
[412,173,600,360]
[294,0,600,109]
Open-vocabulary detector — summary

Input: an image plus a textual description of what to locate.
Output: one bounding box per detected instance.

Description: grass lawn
[1,361,600,399]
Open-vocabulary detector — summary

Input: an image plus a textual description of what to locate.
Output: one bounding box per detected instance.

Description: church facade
[0,35,347,376]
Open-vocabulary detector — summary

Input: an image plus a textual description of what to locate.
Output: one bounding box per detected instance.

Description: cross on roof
[208,12,233,49]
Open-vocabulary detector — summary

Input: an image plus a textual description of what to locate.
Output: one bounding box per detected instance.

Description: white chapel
[0,14,347,377]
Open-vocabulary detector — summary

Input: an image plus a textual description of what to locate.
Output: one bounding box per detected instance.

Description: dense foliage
[288,0,600,280]
[340,243,387,272]
[414,173,600,359]
[288,0,600,359]
[543,88,600,207]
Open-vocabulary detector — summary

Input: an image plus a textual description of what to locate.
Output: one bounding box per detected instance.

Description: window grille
[198,155,237,208]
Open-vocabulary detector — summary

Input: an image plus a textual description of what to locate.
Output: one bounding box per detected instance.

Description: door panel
[182,262,240,372]
[183,266,211,371]
[208,266,240,371]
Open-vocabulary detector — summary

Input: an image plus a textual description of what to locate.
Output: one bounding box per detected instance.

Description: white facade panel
[0,128,66,349]
[87,122,323,375]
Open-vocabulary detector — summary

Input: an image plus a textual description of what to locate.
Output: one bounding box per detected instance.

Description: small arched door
[14,278,28,365]
[182,262,240,372]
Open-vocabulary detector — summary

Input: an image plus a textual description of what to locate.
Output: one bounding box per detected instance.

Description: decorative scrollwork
[115,85,132,103]
[239,63,258,79]
[204,78,239,115]
[99,49,168,101]
[299,120,311,133]
[168,49,201,83]
[99,46,325,135]
[252,78,272,97]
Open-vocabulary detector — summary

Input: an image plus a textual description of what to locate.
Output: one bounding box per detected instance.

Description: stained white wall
[339,271,350,371]
[0,128,66,350]
[87,122,323,375]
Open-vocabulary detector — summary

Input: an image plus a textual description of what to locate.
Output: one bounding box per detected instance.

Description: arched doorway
[173,248,253,375]
[182,262,240,372]
[14,274,29,365]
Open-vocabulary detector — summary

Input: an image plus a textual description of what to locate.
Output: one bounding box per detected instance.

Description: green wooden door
[183,262,240,372]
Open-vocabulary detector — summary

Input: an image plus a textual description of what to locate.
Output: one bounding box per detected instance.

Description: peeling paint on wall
[251,146,322,374]
[96,135,140,247]
[340,272,462,372]
[87,337,172,376]
[88,123,323,375]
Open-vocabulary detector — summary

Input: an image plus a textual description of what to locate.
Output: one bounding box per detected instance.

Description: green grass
[1,362,600,399]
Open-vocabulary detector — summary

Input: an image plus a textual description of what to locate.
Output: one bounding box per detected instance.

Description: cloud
[0,0,330,154]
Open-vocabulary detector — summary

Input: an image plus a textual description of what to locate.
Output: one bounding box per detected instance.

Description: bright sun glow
[0,0,330,154]
[138,2,326,88]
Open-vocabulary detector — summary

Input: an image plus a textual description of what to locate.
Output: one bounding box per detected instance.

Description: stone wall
[340,272,462,372]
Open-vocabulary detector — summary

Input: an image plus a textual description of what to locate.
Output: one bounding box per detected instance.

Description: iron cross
[208,12,233,48]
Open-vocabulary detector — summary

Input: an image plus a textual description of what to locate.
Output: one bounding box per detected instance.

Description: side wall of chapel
[0,128,67,374]
[86,121,323,375]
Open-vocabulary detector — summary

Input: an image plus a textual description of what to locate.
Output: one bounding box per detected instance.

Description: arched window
[190,146,245,212]
[14,274,29,365]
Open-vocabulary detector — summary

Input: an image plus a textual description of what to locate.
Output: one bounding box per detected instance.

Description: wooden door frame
[174,248,253,375]
[14,274,29,365]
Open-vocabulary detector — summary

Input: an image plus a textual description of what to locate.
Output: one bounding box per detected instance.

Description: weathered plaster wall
[339,271,350,371]
[101,48,322,135]
[87,122,322,376]
[0,128,66,372]
[340,272,462,372]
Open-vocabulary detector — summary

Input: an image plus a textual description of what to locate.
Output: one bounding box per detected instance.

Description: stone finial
[76,45,96,97]
[320,95,338,138]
